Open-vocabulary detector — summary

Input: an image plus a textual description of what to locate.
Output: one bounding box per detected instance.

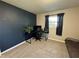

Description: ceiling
[1,0,79,14]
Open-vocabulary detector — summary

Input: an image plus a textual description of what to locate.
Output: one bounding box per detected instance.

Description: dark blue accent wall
[0,1,36,52]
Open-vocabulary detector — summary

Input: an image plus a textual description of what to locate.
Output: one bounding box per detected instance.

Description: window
[49,15,57,28]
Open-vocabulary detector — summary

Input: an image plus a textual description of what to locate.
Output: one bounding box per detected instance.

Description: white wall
[37,7,79,41]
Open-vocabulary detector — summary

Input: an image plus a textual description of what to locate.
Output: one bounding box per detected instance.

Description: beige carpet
[0,39,69,58]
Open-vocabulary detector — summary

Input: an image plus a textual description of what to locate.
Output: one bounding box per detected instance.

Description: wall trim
[0,50,1,56]
[1,41,26,55]
[0,38,65,56]
[49,38,65,43]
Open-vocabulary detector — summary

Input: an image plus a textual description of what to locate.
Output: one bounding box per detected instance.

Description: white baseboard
[1,41,26,55]
[0,38,65,56]
[0,50,1,56]
[48,38,65,43]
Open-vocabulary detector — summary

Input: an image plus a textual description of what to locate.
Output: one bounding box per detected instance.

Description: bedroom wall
[37,7,79,41]
[0,1,36,52]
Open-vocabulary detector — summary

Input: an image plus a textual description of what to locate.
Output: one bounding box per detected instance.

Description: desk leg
[25,38,31,44]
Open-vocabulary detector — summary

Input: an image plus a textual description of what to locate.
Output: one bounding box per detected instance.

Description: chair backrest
[33,26,41,31]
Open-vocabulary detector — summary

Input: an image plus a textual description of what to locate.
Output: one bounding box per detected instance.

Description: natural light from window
[49,15,58,28]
